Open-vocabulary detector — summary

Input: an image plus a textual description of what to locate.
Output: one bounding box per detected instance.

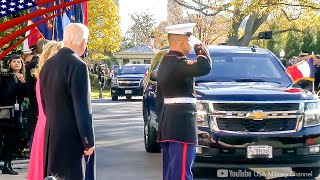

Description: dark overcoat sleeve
[71,63,95,149]
[175,55,211,78]
[0,75,2,93]
[25,59,38,99]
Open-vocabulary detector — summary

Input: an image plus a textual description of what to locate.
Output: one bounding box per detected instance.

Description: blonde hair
[32,41,64,78]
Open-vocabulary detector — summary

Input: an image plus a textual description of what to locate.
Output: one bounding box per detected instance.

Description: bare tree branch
[191,0,212,10]
[173,0,211,14]
[173,0,232,16]
[252,14,270,33]
[260,2,320,9]
[273,28,302,35]
[281,9,302,21]
[172,0,319,46]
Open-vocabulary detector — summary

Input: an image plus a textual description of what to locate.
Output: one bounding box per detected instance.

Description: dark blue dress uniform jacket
[40,47,95,180]
[156,51,211,144]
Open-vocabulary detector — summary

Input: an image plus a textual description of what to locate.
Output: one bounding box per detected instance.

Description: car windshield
[186,53,292,85]
[118,65,149,75]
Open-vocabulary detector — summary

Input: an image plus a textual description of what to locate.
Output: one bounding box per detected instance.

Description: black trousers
[0,127,18,163]
[27,102,38,150]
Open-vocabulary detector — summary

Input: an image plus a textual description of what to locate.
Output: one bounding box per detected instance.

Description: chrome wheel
[144,122,149,143]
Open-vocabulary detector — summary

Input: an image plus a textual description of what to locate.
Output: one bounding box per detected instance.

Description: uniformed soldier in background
[25,39,49,150]
[156,23,211,180]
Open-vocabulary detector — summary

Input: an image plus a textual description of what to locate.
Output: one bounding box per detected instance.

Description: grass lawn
[91,89,111,99]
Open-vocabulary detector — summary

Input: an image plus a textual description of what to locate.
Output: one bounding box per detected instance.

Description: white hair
[63,23,89,45]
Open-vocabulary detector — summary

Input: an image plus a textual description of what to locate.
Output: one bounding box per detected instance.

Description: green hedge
[89,74,110,90]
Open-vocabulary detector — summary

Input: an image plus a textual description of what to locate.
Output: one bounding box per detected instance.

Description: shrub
[89,73,109,90]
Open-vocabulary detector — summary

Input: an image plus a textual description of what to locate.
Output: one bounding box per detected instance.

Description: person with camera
[0,54,26,175]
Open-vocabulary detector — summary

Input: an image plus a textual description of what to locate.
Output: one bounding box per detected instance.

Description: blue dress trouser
[161,142,196,180]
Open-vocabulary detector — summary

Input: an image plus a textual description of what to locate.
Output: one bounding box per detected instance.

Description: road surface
[1,98,318,180]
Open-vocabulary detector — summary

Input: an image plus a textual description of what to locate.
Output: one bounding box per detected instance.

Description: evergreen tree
[285,32,302,59]
[315,31,320,55]
[301,28,315,54]
[0,11,28,53]
[267,39,277,55]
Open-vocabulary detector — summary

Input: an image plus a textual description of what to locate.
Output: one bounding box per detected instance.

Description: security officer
[156,23,211,180]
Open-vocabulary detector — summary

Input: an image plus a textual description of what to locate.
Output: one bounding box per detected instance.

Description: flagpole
[52,1,56,40]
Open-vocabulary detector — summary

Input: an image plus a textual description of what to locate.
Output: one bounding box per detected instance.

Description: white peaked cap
[22,50,32,54]
[165,23,196,35]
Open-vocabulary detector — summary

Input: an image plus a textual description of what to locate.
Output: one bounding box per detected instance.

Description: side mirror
[150,70,157,81]
[294,79,313,91]
[292,84,301,88]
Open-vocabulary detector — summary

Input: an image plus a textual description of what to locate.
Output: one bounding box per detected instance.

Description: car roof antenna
[251,46,257,52]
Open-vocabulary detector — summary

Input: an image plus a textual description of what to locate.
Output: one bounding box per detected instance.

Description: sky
[119,0,168,35]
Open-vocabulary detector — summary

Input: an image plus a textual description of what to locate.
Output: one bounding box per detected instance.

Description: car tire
[111,96,118,101]
[144,111,161,153]
[291,167,320,178]
[126,95,132,100]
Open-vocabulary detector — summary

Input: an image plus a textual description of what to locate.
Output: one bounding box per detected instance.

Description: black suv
[142,45,320,178]
[111,64,150,101]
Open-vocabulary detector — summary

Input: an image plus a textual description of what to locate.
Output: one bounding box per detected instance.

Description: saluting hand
[84,146,95,156]
[194,43,208,57]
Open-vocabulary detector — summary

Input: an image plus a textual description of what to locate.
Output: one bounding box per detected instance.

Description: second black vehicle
[111,64,150,101]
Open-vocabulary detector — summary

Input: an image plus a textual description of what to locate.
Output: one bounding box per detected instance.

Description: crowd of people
[282,52,320,68]
[0,23,95,179]
[281,52,320,92]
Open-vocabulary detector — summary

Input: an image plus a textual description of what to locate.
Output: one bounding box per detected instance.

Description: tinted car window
[118,65,149,75]
[187,53,291,84]
[153,61,160,71]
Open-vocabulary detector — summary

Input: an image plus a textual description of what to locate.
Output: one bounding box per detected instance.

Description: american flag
[0,0,88,59]
[0,0,37,18]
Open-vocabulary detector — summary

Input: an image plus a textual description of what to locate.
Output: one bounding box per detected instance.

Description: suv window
[118,65,149,75]
[192,53,291,85]
[153,61,161,71]
[152,51,166,71]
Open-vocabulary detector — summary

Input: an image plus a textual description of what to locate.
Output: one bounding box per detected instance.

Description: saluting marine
[156,23,211,180]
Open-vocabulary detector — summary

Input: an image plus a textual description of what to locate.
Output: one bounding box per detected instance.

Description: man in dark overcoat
[39,23,95,180]
[156,23,211,180]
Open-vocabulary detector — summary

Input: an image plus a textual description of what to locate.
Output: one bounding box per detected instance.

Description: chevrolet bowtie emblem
[246,110,268,120]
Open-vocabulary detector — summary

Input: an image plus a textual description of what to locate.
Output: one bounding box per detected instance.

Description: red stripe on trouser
[181,143,187,180]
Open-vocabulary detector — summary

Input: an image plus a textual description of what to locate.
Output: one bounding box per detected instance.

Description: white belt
[164,97,197,104]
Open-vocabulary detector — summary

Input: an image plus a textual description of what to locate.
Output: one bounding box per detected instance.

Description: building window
[144,59,151,64]
[123,59,129,65]
[133,61,141,64]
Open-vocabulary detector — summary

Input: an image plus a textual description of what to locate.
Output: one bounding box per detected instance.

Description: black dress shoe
[2,163,18,175]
